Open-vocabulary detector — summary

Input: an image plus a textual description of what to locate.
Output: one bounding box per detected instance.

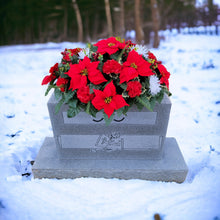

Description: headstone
[32,93,188,183]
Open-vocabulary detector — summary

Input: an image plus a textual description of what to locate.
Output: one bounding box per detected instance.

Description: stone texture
[32,92,188,182]
[32,137,188,183]
[47,93,171,159]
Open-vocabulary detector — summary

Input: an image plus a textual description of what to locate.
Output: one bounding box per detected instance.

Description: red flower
[148,51,161,66]
[120,50,154,83]
[56,77,68,92]
[66,56,107,91]
[41,63,59,85]
[49,63,59,74]
[92,81,129,118]
[125,40,136,47]
[62,48,81,61]
[158,64,170,89]
[103,60,122,74]
[77,86,94,103]
[94,37,126,55]
[126,81,142,98]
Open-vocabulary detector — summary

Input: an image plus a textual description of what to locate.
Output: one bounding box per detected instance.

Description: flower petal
[120,67,138,83]
[104,104,115,118]
[112,95,129,109]
[69,74,87,91]
[41,75,52,85]
[92,96,105,111]
[103,81,116,97]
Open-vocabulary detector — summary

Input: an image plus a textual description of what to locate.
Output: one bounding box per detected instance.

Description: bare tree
[72,0,83,42]
[150,0,160,48]
[120,0,125,38]
[105,0,113,37]
[134,0,144,44]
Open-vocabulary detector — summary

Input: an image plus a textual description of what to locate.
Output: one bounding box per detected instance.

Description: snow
[0,34,220,220]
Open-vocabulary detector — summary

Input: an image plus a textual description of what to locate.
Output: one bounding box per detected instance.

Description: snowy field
[0,33,220,220]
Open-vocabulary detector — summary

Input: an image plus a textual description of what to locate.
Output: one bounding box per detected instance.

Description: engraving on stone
[113,117,125,122]
[94,132,124,151]
[63,112,157,124]
[92,118,104,122]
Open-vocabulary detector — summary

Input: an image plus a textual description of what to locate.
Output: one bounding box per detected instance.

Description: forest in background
[0,0,219,47]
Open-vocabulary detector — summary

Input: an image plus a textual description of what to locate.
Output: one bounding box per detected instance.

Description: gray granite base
[32,137,188,183]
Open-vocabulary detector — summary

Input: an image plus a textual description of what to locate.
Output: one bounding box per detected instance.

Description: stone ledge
[32,137,188,183]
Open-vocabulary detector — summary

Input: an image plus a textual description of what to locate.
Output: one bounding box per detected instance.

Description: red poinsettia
[92,81,129,118]
[41,63,59,85]
[66,56,107,91]
[102,60,122,74]
[157,64,170,89]
[120,50,154,83]
[94,37,126,55]
[56,77,68,92]
[126,81,142,98]
[77,86,94,103]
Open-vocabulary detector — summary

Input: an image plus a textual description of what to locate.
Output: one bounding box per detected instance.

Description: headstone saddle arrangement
[32,37,188,183]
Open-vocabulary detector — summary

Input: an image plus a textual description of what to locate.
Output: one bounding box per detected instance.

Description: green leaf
[55,97,65,114]
[150,97,156,109]
[64,91,75,103]
[89,104,98,118]
[71,55,79,63]
[60,72,69,78]
[110,51,120,61]
[67,107,76,118]
[122,105,130,115]
[90,45,98,53]
[85,101,91,115]
[156,91,164,103]
[68,99,78,109]
[115,108,123,117]
[135,101,144,111]
[54,88,62,100]
[45,85,54,96]
[119,82,127,90]
[89,83,102,93]
[103,112,114,126]
[135,95,153,111]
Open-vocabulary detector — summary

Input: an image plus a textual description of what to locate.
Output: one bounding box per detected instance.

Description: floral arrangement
[42,37,171,125]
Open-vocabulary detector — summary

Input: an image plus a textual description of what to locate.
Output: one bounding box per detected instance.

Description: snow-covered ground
[0,33,220,220]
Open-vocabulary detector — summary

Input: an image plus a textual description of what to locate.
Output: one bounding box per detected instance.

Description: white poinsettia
[130,44,148,58]
[78,48,90,59]
[149,75,161,95]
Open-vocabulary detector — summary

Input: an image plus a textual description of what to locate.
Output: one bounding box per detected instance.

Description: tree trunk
[119,0,125,38]
[72,0,83,42]
[92,13,99,41]
[63,2,68,41]
[134,0,144,44]
[104,0,113,37]
[150,0,160,48]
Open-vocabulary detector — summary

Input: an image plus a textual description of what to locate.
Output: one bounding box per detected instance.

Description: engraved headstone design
[94,132,124,151]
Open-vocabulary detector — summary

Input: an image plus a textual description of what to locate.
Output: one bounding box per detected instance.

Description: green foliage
[54,87,62,100]
[68,99,78,109]
[64,90,76,103]
[135,95,153,111]
[45,85,55,96]
[103,112,114,126]
[55,97,65,114]
[85,101,98,117]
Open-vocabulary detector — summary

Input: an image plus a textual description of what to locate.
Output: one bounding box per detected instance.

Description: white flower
[78,48,90,59]
[130,44,148,58]
[149,75,161,95]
